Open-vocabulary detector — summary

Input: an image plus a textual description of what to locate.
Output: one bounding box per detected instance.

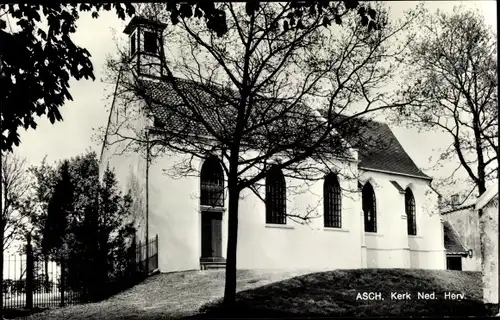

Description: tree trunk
[477,179,486,197]
[221,4,252,309]
[223,175,240,309]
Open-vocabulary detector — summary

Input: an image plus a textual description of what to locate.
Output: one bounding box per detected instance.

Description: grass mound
[200,269,484,317]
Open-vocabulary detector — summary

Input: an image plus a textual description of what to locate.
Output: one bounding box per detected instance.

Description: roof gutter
[446,251,469,257]
[358,167,433,181]
[441,204,475,215]
[429,184,442,197]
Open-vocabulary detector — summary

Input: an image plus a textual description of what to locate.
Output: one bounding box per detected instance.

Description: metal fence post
[131,234,138,278]
[60,259,65,307]
[146,236,149,275]
[25,236,34,310]
[155,234,159,271]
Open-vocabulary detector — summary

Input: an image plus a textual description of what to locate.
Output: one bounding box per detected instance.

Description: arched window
[200,156,224,207]
[405,188,416,235]
[266,167,286,224]
[362,182,377,233]
[324,173,342,228]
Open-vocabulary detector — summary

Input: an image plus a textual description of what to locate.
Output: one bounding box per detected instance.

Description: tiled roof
[140,78,232,136]
[139,78,354,158]
[442,220,468,256]
[138,78,430,180]
[441,202,475,215]
[324,113,431,180]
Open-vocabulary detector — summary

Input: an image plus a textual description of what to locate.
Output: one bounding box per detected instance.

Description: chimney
[450,194,460,207]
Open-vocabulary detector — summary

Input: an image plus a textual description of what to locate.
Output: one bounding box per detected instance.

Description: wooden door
[446,256,462,271]
[201,212,222,258]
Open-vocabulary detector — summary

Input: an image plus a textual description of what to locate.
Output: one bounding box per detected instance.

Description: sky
[9,1,498,194]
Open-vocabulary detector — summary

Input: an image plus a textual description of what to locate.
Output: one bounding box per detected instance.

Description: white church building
[99,16,446,273]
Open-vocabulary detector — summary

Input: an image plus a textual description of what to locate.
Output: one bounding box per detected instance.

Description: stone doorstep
[201,264,226,270]
[200,258,227,270]
[200,257,226,263]
[203,264,226,269]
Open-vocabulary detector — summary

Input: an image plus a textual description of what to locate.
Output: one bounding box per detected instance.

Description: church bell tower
[123,16,167,79]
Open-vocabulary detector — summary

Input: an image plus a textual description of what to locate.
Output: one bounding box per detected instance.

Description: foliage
[98,170,136,284]
[1,152,30,250]
[2,278,54,295]
[42,160,74,259]
[0,151,30,316]
[26,157,58,257]
[24,151,137,300]
[76,165,136,300]
[0,1,375,153]
[137,1,379,37]
[393,5,498,197]
[0,4,136,152]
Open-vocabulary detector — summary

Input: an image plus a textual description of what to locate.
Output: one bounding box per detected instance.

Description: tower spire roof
[123,16,167,35]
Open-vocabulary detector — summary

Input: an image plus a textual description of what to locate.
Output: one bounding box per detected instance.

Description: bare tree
[100,2,422,306]
[1,151,30,315]
[393,6,498,199]
[1,152,30,249]
[391,6,498,312]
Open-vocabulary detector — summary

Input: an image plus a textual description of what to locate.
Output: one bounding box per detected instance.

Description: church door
[446,256,463,271]
[201,212,223,258]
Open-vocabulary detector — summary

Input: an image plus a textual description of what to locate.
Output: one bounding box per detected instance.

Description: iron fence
[136,234,159,275]
[2,255,81,311]
[2,234,159,318]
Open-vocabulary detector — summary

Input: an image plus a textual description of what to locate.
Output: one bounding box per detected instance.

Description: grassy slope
[201,269,485,317]
[26,269,315,320]
[26,269,483,319]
